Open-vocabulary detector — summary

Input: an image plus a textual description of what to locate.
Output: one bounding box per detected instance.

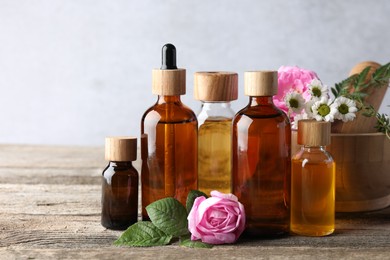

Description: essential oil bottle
[291,119,335,236]
[141,43,197,219]
[194,72,238,195]
[232,71,291,237]
[101,137,139,230]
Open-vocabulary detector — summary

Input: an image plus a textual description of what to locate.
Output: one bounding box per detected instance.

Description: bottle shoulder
[197,109,235,125]
[235,104,287,118]
[102,162,138,176]
[142,101,197,124]
[292,148,334,164]
[233,105,290,126]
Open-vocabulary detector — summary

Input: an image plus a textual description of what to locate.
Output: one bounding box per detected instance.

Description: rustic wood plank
[0,144,141,172]
[2,247,390,260]
[0,144,389,259]
[0,168,100,185]
[0,144,104,168]
[0,182,389,249]
[0,144,141,185]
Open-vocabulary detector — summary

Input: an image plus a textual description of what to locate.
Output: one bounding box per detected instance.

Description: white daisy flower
[284,91,305,113]
[331,97,358,122]
[304,99,316,118]
[292,113,309,130]
[308,79,328,101]
[311,97,337,122]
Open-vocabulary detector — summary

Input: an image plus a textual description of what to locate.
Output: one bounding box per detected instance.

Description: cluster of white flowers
[284,79,358,129]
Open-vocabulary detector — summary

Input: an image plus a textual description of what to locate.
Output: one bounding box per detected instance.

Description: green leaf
[180,236,213,248]
[357,66,371,87]
[331,87,338,97]
[146,197,189,237]
[186,190,208,213]
[114,221,173,247]
[372,63,390,79]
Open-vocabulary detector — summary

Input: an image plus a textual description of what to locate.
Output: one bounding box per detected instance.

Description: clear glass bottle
[232,71,291,237]
[194,72,238,195]
[101,137,138,230]
[141,44,197,219]
[291,120,335,236]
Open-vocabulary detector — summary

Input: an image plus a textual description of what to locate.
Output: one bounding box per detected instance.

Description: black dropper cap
[161,43,177,70]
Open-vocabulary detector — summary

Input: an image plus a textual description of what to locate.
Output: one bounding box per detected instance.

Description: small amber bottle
[194,72,238,195]
[101,137,139,230]
[232,71,291,237]
[291,120,335,236]
[141,44,197,219]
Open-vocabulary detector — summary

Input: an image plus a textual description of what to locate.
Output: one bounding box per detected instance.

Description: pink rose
[274,66,319,115]
[187,191,246,245]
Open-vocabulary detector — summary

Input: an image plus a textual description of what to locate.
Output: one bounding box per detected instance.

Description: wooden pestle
[331,61,389,133]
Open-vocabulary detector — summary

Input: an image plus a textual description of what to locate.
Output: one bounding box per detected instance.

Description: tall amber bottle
[101,137,138,230]
[291,120,335,236]
[194,72,238,195]
[141,44,197,219]
[232,71,291,237]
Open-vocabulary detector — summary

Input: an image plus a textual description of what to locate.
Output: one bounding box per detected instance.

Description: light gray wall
[0,0,389,146]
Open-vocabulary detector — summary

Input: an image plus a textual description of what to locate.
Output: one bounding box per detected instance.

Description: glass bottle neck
[200,101,232,110]
[302,146,327,152]
[198,101,235,121]
[157,95,182,104]
[109,161,133,168]
[248,96,274,106]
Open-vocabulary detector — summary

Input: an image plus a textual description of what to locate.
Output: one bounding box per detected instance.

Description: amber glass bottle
[194,72,238,195]
[101,137,138,230]
[141,44,197,219]
[291,120,335,236]
[232,71,291,237]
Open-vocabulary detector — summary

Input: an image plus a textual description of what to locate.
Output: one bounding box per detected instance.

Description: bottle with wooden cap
[232,71,291,237]
[101,136,138,230]
[141,43,197,219]
[194,72,238,195]
[291,120,335,236]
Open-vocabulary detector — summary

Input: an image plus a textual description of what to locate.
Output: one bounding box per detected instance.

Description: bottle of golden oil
[232,71,291,237]
[291,119,335,236]
[101,137,138,230]
[194,72,238,195]
[140,44,197,219]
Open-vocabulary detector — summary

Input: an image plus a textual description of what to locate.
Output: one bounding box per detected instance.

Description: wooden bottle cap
[244,71,278,96]
[105,137,137,162]
[152,69,186,96]
[298,120,331,146]
[193,72,238,101]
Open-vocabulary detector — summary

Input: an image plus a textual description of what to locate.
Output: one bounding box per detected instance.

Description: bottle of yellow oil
[194,72,238,195]
[291,119,335,236]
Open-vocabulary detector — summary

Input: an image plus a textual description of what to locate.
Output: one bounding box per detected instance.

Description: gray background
[0,0,389,146]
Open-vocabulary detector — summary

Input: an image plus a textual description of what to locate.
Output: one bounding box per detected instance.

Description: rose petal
[187,196,207,240]
[210,190,238,202]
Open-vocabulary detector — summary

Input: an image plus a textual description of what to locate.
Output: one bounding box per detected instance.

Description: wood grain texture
[244,71,277,96]
[0,144,389,259]
[105,137,137,162]
[193,72,238,101]
[297,120,331,146]
[152,69,186,96]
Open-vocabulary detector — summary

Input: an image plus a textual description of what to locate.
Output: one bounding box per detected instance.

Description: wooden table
[1,144,389,259]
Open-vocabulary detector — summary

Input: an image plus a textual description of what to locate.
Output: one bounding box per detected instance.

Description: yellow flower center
[312,87,322,97]
[338,104,349,115]
[289,98,299,108]
[318,104,330,116]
